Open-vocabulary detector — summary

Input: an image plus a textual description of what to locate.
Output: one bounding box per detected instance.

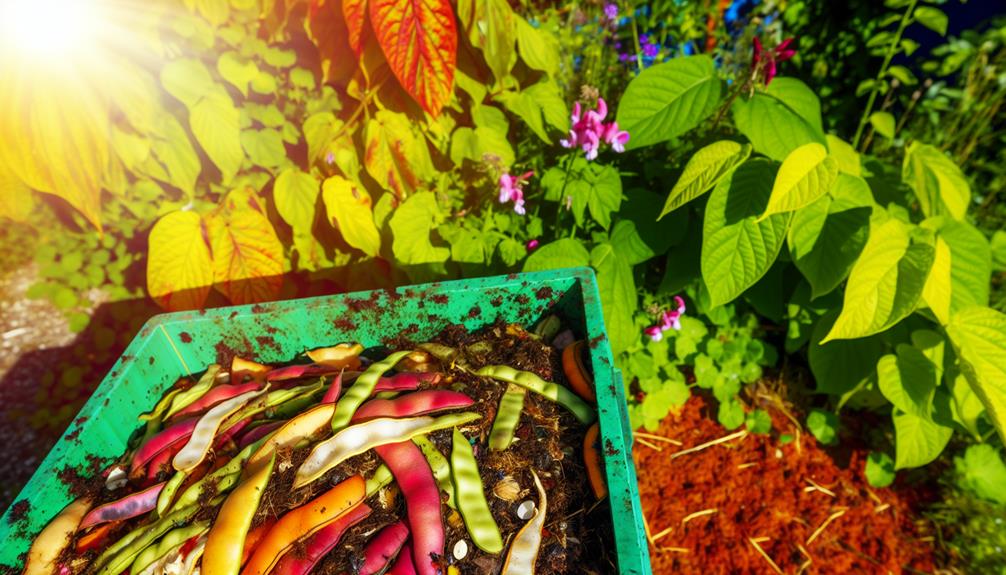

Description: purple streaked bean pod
[265,364,358,382]
[352,390,473,422]
[171,383,261,418]
[79,482,165,530]
[130,418,198,475]
[373,372,442,393]
[360,520,410,575]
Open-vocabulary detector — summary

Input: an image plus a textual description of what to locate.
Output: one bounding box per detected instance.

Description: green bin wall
[0,268,651,575]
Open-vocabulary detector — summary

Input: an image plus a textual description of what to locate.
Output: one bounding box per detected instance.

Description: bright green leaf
[733,77,826,161]
[615,55,723,150]
[523,238,590,272]
[516,18,560,77]
[190,92,244,183]
[865,452,895,487]
[240,128,287,169]
[893,408,952,469]
[701,159,791,306]
[877,345,938,419]
[922,217,992,316]
[825,134,861,176]
[660,141,751,218]
[903,141,970,220]
[217,52,259,96]
[823,218,935,342]
[761,142,838,219]
[946,306,1006,444]
[807,409,839,445]
[914,6,948,35]
[160,59,214,108]
[273,168,319,233]
[869,111,896,139]
[389,192,448,264]
[954,444,1006,504]
[592,242,637,354]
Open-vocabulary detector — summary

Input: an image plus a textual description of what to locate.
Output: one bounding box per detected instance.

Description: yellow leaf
[364,110,433,197]
[207,189,284,304]
[922,236,952,325]
[0,63,109,230]
[322,175,382,257]
[760,142,838,220]
[0,155,34,222]
[147,211,215,311]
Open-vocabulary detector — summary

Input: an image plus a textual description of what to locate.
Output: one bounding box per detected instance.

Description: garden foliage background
[1,0,1006,567]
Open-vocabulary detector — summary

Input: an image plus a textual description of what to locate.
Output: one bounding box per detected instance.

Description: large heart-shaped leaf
[308,0,358,84]
[344,0,368,54]
[893,409,952,469]
[732,77,826,162]
[823,218,935,342]
[389,191,449,264]
[146,211,214,311]
[370,0,457,116]
[207,190,284,304]
[322,176,382,257]
[273,168,320,233]
[760,142,838,219]
[947,306,1006,444]
[660,140,750,218]
[903,142,970,220]
[877,345,938,419]
[701,159,791,306]
[523,238,590,272]
[788,173,873,298]
[615,55,723,150]
[217,52,260,97]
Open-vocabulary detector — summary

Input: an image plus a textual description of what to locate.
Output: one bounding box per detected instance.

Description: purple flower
[325,151,335,164]
[642,41,659,58]
[559,97,630,160]
[526,238,540,251]
[643,295,687,341]
[603,2,618,22]
[499,170,533,215]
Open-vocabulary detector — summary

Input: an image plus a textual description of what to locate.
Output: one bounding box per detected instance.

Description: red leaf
[343,0,368,55]
[308,0,358,84]
[368,0,457,116]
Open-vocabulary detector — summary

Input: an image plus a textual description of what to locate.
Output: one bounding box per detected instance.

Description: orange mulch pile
[634,395,935,575]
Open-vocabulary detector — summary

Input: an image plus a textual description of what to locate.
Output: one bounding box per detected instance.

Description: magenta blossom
[526,238,540,251]
[753,37,796,85]
[560,97,630,160]
[644,296,687,342]
[499,170,533,215]
[603,2,618,23]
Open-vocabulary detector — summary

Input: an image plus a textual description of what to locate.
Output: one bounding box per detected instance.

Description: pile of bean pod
[23,325,609,575]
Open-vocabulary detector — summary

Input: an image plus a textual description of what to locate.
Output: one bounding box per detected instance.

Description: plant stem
[852,0,918,149]
[553,153,577,239]
[627,0,644,74]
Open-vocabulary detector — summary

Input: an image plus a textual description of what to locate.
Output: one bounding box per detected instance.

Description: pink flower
[526,238,540,251]
[643,295,687,341]
[559,97,629,160]
[499,170,533,215]
[753,37,796,85]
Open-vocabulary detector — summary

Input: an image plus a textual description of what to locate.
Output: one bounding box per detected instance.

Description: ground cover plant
[1,0,1005,572]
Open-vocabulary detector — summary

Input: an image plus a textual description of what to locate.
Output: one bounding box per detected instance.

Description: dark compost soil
[634,394,936,575]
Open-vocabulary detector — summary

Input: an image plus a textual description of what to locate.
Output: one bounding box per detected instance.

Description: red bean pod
[385,542,417,575]
[236,421,285,450]
[145,437,187,481]
[213,416,254,449]
[352,391,473,422]
[270,503,372,575]
[172,383,261,419]
[79,482,165,530]
[130,418,198,475]
[373,372,442,393]
[265,364,349,382]
[321,370,345,404]
[374,442,444,575]
[360,521,410,575]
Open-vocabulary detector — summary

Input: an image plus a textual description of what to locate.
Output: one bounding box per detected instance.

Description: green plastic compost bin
[0,268,651,574]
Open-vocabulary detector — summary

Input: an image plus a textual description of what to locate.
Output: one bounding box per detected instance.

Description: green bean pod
[365,464,394,497]
[450,428,503,554]
[413,435,456,508]
[163,365,222,420]
[226,381,323,426]
[489,384,526,451]
[129,521,208,575]
[475,365,596,425]
[171,437,267,513]
[156,469,187,516]
[330,351,411,432]
[137,388,182,423]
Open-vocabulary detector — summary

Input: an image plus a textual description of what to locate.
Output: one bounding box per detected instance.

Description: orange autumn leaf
[343,0,368,55]
[368,0,457,116]
[207,189,284,305]
[146,211,214,311]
